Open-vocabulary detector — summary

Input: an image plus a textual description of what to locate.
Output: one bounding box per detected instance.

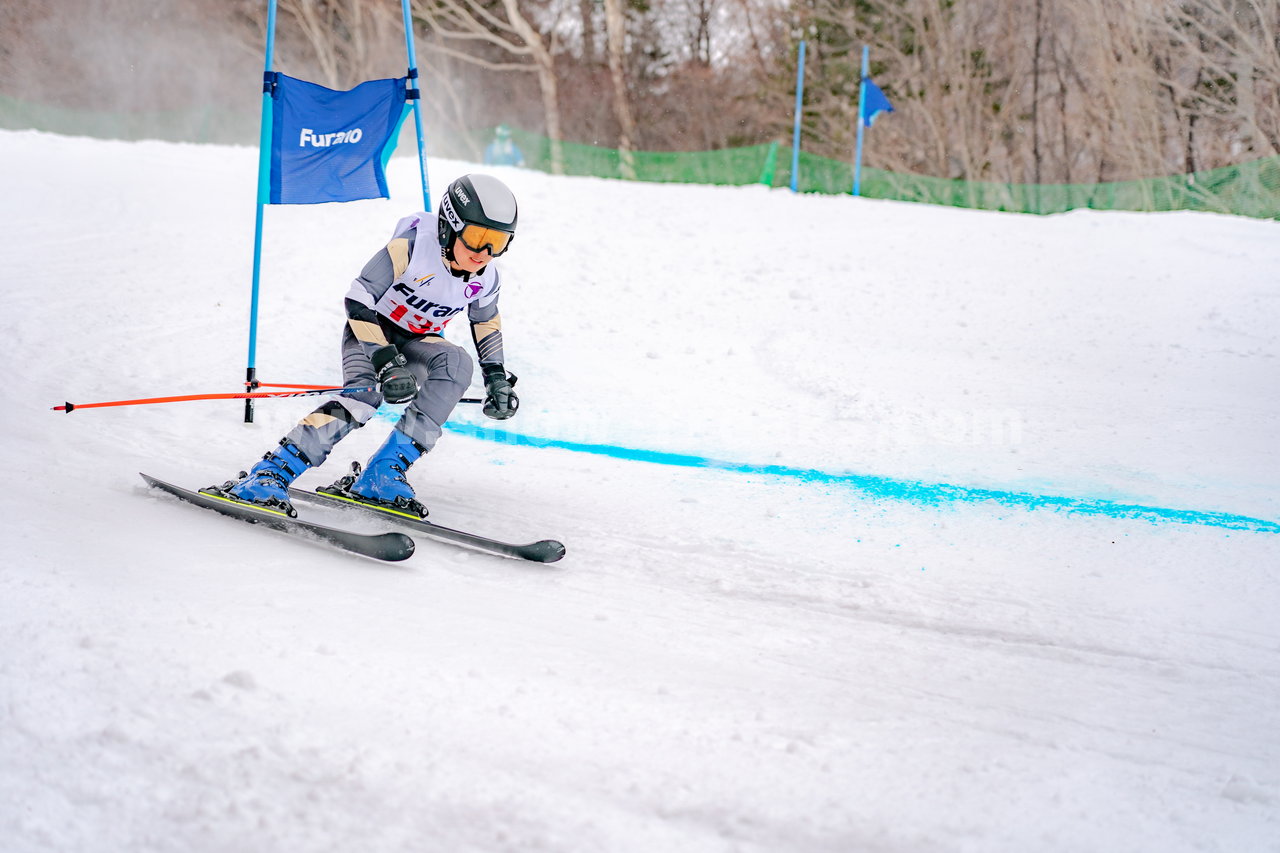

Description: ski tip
[384,533,416,561]
[525,540,566,563]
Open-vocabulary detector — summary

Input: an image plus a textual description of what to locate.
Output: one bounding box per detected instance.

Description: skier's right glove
[372,345,418,404]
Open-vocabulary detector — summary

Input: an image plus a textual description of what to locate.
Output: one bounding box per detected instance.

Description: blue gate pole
[852,45,869,197]
[244,0,279,423]
[790,40,807,193]
[401,0,432,211]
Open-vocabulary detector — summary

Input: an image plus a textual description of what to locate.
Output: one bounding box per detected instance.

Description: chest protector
[374,213,500,336]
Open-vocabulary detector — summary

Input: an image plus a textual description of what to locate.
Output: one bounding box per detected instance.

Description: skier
[215,173,521,518]
[483,124,525,167]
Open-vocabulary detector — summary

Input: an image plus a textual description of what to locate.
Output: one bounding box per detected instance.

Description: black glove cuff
[372,345,402,373]
[481,362,506,380]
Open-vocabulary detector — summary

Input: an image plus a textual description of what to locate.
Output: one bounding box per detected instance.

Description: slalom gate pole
[790,40,806,193]
[245,0,280,425]
[401,0,431,211]
[852,45,869,197]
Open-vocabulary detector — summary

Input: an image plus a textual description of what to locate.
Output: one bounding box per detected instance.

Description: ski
[290,487,566,563]
[140,473,415,562]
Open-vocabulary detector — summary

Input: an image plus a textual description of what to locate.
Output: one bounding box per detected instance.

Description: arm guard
[470,313,504,365]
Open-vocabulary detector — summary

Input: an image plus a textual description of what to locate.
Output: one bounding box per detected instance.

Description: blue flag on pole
[860,77,895,127]
[268,73,410,205]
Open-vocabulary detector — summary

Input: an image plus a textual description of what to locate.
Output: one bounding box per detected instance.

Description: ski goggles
[458,223,514,256]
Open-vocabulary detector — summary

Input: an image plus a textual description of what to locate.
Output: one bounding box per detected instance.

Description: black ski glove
[372,345,418,404]
[481,363,519,420]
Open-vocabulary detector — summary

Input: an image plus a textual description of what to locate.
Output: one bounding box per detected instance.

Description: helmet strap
[442,242,485,278]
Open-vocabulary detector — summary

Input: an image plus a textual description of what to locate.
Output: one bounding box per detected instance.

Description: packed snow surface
[2,129,1278,852]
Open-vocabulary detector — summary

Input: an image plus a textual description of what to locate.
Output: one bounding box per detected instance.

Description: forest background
[2,0,1278,184]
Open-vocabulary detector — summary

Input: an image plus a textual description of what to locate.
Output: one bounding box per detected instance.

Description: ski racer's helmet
[437,174,518,258]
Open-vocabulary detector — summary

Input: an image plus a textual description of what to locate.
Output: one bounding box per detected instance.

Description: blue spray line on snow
[446,422,1279,534]
[373,410,1278,534]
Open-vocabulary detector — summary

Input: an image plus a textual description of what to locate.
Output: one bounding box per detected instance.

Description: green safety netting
[0,94,257,145]
[4,92,1276,220]
[470,127,1280,221]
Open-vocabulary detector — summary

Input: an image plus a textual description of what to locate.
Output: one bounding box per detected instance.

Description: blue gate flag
[861,77,895,127]
[268,73,410,205]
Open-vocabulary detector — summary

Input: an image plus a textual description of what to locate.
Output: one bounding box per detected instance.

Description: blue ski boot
[219,440,311,516]
[327,429,428,517]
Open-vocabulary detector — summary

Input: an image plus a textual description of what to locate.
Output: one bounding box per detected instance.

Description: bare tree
[622,0,785,151]
[411,0,566,173]
[1155,0,1280,161]
[276,0,404,88]
[11,0,1277,196]
[794,0,1280,194]
[578,0,600,62]
[603,0,638,177]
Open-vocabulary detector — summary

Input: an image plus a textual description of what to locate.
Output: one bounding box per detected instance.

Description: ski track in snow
[2,130,1279,852]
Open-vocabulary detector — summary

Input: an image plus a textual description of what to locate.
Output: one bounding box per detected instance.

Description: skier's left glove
[481,363,519,420]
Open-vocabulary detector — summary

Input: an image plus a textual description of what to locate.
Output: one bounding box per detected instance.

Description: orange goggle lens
[458,223,513,256]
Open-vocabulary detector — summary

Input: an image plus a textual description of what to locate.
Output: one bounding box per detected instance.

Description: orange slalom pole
[52,386,373,413]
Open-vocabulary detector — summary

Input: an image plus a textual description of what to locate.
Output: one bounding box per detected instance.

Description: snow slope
[2,129,1279,852]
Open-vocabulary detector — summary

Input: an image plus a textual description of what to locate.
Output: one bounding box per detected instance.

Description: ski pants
[280,324,474,469]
